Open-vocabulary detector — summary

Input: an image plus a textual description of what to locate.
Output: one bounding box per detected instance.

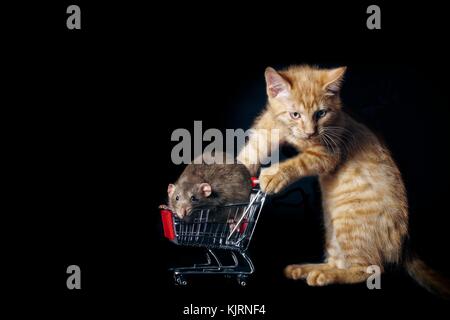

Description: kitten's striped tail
[404,252,450,299]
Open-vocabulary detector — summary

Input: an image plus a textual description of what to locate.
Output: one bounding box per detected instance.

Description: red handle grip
[160,210,175,240]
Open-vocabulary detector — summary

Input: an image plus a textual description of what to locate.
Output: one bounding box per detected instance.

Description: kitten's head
[265,65,346,141]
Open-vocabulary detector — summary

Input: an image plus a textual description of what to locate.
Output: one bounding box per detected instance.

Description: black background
[11,0,450,317]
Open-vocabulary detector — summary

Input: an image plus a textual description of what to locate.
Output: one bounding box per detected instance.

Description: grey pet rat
[162,163,252,220]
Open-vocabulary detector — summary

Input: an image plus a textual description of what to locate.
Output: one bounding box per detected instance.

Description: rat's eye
[290,112,301,120]
[190,196,198,202]
[175,195,180,201]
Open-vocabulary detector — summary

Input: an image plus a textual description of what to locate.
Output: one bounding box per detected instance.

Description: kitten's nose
[305,131,317,138]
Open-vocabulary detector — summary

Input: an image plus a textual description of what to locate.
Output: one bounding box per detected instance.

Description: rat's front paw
[259,166,290,194]
[159,204,170,210]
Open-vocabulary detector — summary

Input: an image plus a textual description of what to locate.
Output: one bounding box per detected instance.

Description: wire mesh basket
[160,180,266,286]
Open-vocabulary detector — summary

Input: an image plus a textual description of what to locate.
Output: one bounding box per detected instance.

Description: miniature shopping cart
[160,178,266,286]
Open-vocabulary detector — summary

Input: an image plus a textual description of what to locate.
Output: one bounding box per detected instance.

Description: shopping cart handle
[160,209,176,240]
[250,177,259,188]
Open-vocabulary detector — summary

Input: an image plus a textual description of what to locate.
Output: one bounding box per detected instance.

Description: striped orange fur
[238,65,450,296]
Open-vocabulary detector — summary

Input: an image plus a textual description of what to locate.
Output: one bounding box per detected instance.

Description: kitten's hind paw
[306,270,336,286]
[284,263,333,281]
[284,265,307,280]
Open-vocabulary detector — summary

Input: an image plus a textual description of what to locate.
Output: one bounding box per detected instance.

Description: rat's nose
[177,208,187,218]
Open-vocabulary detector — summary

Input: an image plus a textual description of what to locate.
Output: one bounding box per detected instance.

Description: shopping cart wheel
[174,274,187,286]
[236,275,248,287]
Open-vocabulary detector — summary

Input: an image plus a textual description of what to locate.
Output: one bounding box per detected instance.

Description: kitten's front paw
[259,166,289,194]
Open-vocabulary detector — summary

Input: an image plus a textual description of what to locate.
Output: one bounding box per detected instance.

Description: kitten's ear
[323,67,347,96]
[265,67,291,98]
[199,183,212,198]
[167,184,175,197]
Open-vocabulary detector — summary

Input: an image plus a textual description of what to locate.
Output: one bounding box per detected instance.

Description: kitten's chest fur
[317,136,408,266]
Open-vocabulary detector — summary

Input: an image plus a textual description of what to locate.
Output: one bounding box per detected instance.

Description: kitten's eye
[316,110,327,119]
[190,196,198,202]
[175,195,180,201]
[290,112,301,120]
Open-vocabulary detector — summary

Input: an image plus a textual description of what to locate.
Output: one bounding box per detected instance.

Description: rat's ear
[323,66,347,96]
[199,183,212,198]
[265,67,291,98]
[167,184,175,197]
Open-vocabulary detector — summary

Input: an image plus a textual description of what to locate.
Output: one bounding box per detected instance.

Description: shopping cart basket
[160,178,266,286]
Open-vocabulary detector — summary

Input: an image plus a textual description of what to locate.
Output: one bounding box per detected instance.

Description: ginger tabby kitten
[238,65,449,297]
